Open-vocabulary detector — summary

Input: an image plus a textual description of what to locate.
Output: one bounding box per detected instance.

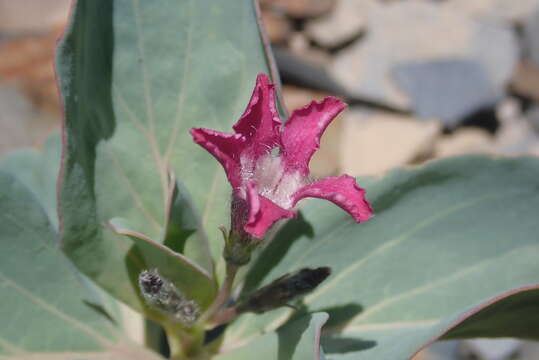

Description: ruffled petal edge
[292,175,373,222]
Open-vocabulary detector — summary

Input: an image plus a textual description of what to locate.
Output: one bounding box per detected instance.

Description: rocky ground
[1,0,539,359]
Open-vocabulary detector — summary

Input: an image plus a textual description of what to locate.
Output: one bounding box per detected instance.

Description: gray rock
[441,0,539,24]
[523,7,539,66]
[305,0,378,48]
[330,1,518,111]
[527,105,539,134]
[0,85,59,155]
[0,0,69,34]
[460,339,522,360]
[392,59,500,126]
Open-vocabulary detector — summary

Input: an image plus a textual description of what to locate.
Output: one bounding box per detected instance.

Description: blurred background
[1,0,539,359]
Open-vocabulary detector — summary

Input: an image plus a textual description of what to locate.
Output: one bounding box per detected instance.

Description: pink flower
[191,74,372,239]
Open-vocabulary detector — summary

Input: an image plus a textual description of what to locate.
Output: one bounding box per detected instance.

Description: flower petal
[233,74,282,160]
[190,128,245,189]
[244,182,296,238]
[292,175,372,222]
[281,97,346,176]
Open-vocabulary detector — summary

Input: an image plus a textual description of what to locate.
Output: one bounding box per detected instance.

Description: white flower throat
[240,149,306,209]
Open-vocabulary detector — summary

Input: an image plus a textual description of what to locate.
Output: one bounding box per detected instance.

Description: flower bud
[221,197,260,266]
[138,269,200,326]
[237,267,331,314]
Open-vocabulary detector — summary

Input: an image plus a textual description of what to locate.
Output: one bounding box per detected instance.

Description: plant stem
[166,323,206,360]
[210,306,238,326]
[200,263,238,324]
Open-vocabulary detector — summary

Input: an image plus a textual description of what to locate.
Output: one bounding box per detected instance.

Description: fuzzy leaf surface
[217,313,329,360]
[0,171,163,360]
[222,156,539,360]
[56,0,276,311]
[0,135,61,229]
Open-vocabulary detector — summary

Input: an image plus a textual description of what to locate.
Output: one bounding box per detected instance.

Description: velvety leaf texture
[0,171,163,359]
[56,0,276,312]
[216,313,329,360]
[0,134,61,230]
[221,156,539,360]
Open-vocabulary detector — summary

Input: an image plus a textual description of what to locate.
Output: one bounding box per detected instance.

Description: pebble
[392,59,500,126]
[330,1,518,111]
[260,0,335,19]
[305,0,378,48]
[261,9,292,45]
[340,109,441,176]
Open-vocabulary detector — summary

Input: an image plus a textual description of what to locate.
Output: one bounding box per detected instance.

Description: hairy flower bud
[138,269,200,326]
[237,267,331,314]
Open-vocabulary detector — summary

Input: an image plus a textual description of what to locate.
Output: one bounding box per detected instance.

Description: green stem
[166,323,206,360]
[200,263,238,324]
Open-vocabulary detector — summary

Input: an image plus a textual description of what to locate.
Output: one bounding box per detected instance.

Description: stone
[526,105,539,134]
[412,341,460,360]
[510,60,539,102]
[416,340,539,360]
[0,27,63,114]
[523,7,539,66]
[260,0,335,19]
[274,47,349,96]
[340,110,441,176]
[441,0,539,24]
[435,128,494,158]
[260,9,292,45]
[0,0,69,34]
[495,98,539,155]
[305,0,378,48]
[288,32,332,67]
[330,1,518,110]
[392,59,500,126]
[460,339,522,360]
[0,85,59,156]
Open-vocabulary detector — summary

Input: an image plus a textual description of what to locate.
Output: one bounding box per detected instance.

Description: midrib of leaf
[347,243,539,326]
[304,191,523,305]
[163,0,194,163]
[0,336,24,355]
[201,165,223,228]
[0,272,112,347]
[131,0,168,206]
[342,319,439,333]
[200,2,255,237]
[102,143,161,232]
[1,210,114,348]
[287,193,497,281]
[226,191,528,347]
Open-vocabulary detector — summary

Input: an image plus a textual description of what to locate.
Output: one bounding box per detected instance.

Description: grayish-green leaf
[56,0,277,312]
[0,134,61,230]
[109,217,217,310]
[163,175,213,274]
[0,171,163,359]
[217,313,329,360]
[224,156,539,359]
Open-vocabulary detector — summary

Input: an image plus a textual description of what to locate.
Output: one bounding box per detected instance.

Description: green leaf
[216,313,329,360]
[0,171,163,359]
[109,217,217,310]
[0,134,61,230]
[56,0,277,312]
[224,156,539,360]
[163,174,213,274]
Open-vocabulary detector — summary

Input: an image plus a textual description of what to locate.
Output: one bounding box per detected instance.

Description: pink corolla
[191,74,372,240]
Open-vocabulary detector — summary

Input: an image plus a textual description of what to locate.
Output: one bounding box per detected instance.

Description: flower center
[240,151,305,209]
